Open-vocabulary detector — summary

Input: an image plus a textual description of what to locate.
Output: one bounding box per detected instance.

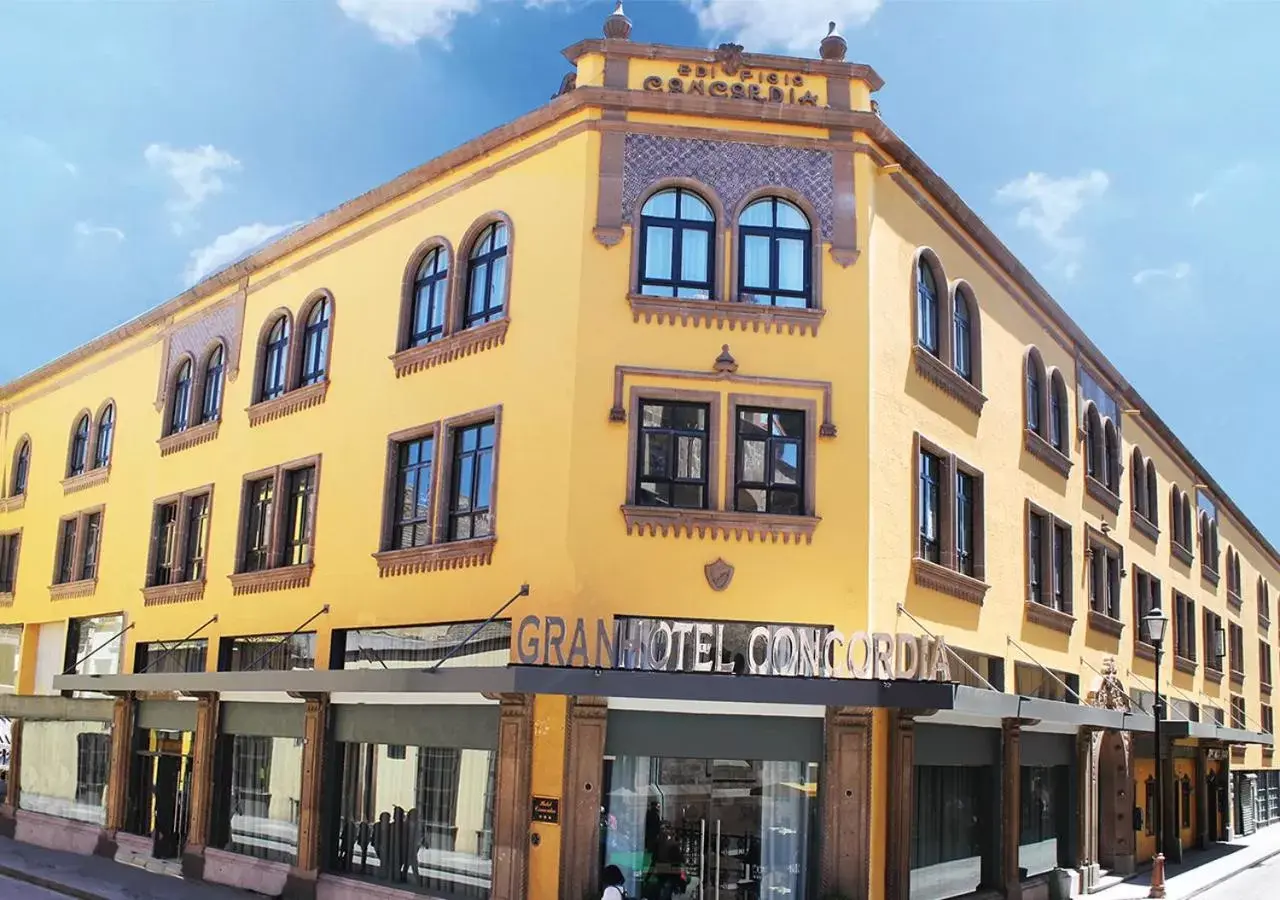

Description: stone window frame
[62,402,114,494]
[910,432,989,605]
[228,454,322,595]
[724,393,819,519]
[373,405,503,577]
[246,290,335,427]
[1199,510,1221,587]
[1225,547,1243,612]
[1203,608,1225,681]
[0,528,21,604]
[1081,401,1122,513]
[1169,485,1195,566]
[909,248,986,416]
[1,435,32,512]
[395,235,457,352]
[49,504,106,600]
[1228,620,1246,687]
[1133,565,1162,662]
[621,386,723,511]
[142,484,215,607]
[1022,348,1071,477]
[391,212,516,378]
[1129,447,1160,543]
[728,187,824,311]
[159,340,227,456]
[1085,524,1125,637]
[1023,500,1074,634]
[1260,639,1273,695]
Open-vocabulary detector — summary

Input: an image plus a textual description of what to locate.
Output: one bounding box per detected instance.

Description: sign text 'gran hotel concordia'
[514,615,953,682]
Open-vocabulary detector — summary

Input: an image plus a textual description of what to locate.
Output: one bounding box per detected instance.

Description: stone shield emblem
[704,558,734,592]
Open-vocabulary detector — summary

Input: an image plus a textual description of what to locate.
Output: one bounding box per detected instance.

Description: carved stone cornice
[1087,610,1125,639]
[1230,671,1244,689]
[61,467,109,495]
[1205,667,1224,685]
[0,494,25,514]
[1131,511,1159,544]
[621,506,820,544]
[228,564,313,596]
[0,592,12,608]
[1261,613,1271,632]
[1174,655,1197,675]
[1024,430,1072,478]
[1171,541,1194,567]
[246,381,328,427]
[1135,641,1156,663]
[912,346,986,415]
[1227,591,1243,614]
[628,294,826,336]
[912,557,988,606]
[373,537,497,577]
[1202,565,1221,588]
[49,579,96,600]
[390,319,509,378]
[1085,476,1122,514]
[158,420,219,457]
[1262,682,1272,698]
[142,580,206,607]
[1025,601,1075,635]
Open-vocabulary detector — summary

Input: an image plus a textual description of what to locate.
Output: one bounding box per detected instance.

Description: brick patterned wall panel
[622,134,835,240]
[156,293,245,409]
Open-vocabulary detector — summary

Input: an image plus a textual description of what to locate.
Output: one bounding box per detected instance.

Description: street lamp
[1144,605,1170,899]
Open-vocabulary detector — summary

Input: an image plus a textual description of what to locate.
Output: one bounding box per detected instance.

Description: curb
[0,862,109,900]
[1181,847,1280,899]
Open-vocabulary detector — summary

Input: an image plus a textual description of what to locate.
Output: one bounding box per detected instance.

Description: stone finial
[819,21,847,61]
[604,0,632,40]
[714,344,738,374]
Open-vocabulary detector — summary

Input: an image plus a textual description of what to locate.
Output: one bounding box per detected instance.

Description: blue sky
[2,0,1278,536]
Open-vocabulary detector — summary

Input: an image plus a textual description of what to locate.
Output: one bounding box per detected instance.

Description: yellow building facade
[0,9,1273,900]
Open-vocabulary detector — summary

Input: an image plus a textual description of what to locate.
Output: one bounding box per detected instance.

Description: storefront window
[125,729,194,860]
[601,756,819,900]
[64,614,125,697]
[910,765,994,900]
[332,621,511,670]
[1018,766,1070,876]
[19,719,111,824]
[0,624,20,690]
[327,741,496,898]
[219,632,315,672]
[212,734,302,864]
[134,639,208,674]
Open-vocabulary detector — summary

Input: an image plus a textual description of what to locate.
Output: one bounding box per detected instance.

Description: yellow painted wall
[1134,757,1156,864]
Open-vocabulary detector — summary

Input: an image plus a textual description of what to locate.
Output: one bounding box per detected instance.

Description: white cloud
[13,135,78,176]
[994,170,1110,279]
[145,143,241,232]
[685,0,881,54]
[1132,262,1191,286]
[184,222,303,286]
[73,221,125,242]
[338,0,572,47]
[1187,162,1256,211]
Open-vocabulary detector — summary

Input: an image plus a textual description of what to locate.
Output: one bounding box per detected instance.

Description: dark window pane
[634,402,708,511]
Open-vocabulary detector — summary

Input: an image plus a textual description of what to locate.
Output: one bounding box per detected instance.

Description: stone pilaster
[560,696,608,900]
[96,694,136,857]
[1075,729,1101,891]
[181,692,219,880]
[885,712,916,900]
[820,707,872,899]
[492,693,533,900]
[284,695,329,899]
[1001,719,1022,900]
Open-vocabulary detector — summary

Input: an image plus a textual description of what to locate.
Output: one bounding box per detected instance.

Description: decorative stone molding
[155,292,245,412]
[1171,541,1194,567]
[912,557,988,606]
[0,592,12,608]
[142,580,206,607]
[158,420,219,457]
[61,467,109,495]
[391,319,509,378]
[246,381,328,427]
[628,294,825,336]
[1202,564,1221,588]
[1085,476,1122,514]
[1261,613,1271,632]
[912,346,986,415]
[1262,681,1272,698]
[1025,601,1075,635]
[0,494,24,513]
[1023,430,1071,477]
[621,506,820,544]
[49,579,96,601]
[1135,642,1156,663]
[1131,511,1159,544]
[373,537,496,576]
[1088,610,1125,639]
[1205,667,1224,685]
[1230,670,1244,689]
[1173,655,1197,675]
[1227,591,1243,614]
[819,707,871,898]
[704,558,734,591]
[228,564,313,596]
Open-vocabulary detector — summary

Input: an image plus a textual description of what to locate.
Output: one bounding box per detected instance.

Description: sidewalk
[0,837,252,900]
[1090,825,1280,900]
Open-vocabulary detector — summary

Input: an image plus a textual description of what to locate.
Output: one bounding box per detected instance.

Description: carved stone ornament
[603,0,632,40]
[715,42,746,76]
[704,558,734,591]
[554,73,576,99]
[713,344,738,374]
[1086,657,1131,712]
[819,21,847,62]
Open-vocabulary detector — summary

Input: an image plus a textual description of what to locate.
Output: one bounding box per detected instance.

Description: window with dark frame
[915,437,986,583]
[1089,537,1122,620]
[185,493,210,581]
[260,316,290,401]
[1134,568,1160,641]
[152,502,179,586]
[953,291,973,381]
[919,449,942,563]
[57,518,78,583]
[1175,592,1197,662]
[75,732,111,806]
[1260,640,1272,687]
[1230,622,1245,678]
[916,258,941,355]
[1261,580,1272,623]
[93,405,113,469]
[147,490,211,587]
[220,632,317,673]
[956,471,976,577]
[202,345,225,423]
[738,197,812,309]
[1027,509,1072,613]
[299,298,330,386]
[1083,411,1099,479]
[1263,704,1274,735]
[1049,374,1068,453]
[1231,695,1246,730]
[392,435,435,549]
[241,478,273,572]
[284,467,316,566]
[170,360,192,434]
[635,401,709,509]
[1204,610,1224,672]
[1053,523,1070,611]
[408,246,449,347]
[12,440,29,496]
[55,510,103,585]
[1026,357,1042,433]
[237,461,318,574]
[0,533,19,593]
[734,407,804,516]
[463,222,509,328]
[134,638,208,674]
[1028,511,1044,606]
[68,414,90,477]
[80,512,101,580]
[448,421,496,540]
[638,188,715,299]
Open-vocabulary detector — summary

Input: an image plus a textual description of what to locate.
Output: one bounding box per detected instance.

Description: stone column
[492,693,533,900]
[885,712,916,900]
[1002,719,1022,900]
[285,695,329,899]
[1075,730,1100,891]
[820,707,872,900]
[97,693,137,857]
[181,692,219,880]
[0,718,22,838]
[560,696,607,900]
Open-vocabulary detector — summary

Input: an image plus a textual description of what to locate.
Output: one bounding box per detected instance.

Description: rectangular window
[1231,695,1246,730]
[333,620,512,670]
[1264,705,1275,735]
[1262,641,1273,687]
[241,477,273,572]
[919,450,942,563]
[184,493,210,581]
[64,614,126,690]
[219,632,316,673]
[734,407,804,516]
[1089,537,1123,620]
[216,734,300,864]
[1204,610,1224,672]
[1019,765,1072,875]
[449,421,497,539]
[54,509,104,586]
[910,765,994,889]
[915,436,986,582]
[19,722,110,823]
[1015,662,1074,702]
[0,624,20,690]
[283,466,316,566]
[0,532,20,593]
[1028,512,1044,605]
[56,518,78,583]
[1134,569,1160,641]
[636,401,709,509]
[1230,622,1245,677]
[151,502,179,586]
[134,638,208,674]
[237,459,319,574]
[148,490,212,586]
[392,435,435,549]
[1052,524,1069,612]
[956,471,976,577]
[79,512,102,580]
[1175,592,1197,661]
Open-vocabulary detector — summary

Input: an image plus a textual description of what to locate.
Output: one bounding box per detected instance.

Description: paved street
[1194,850,1279,899]
[0,873,68,898]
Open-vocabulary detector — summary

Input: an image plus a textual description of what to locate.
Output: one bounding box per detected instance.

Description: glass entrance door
[601,756,818,900]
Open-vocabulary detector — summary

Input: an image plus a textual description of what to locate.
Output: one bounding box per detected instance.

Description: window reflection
[19,720,111,825]
[214,735,302,864]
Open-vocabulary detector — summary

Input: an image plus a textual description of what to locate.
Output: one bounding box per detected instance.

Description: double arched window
[1131,448,1159,526]
[739,196,812,308]
[1200,511,1220,574]
[408,246,449,347]
[10,439,30,497]
[1226,548,1243,598]
[299,297,331,386]
[464,222,509,328]
[639,188,715,299]
[1171,486,1194,551]
[163,341,225,438]
[914,252,982,390]
[260,315,291,401]
[64,403,114,478]
[1023,347,1068,456]
[251,293,334,407]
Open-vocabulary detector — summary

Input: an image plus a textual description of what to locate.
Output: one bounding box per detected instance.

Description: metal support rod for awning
[64,622,135,675]
[1007,636,1084,704]
[1124,667,1191,720]
[431,583,529,672]
[139,614,219,673]
[896,603,998,692]
[1079,655,1145,711]
[244,605,330,672]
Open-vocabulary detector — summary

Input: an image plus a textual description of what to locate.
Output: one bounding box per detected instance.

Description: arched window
[1182,493,1193,550]
[260,315,291,401]
[464,222,509,328]
[1084,405,1103,479]
[169,360,192,435]
[953,289,973,381]
[1025,349,1046,434]
[68,414,90,477]
[408,246,449,347]
[94,404,114,469]
[639,188,714,299]
[1146,461,1158,526]
[300,297,331,386]
[915,257,941,354]
[738,196,812,309]
[201,345,225,424]
[1132,449,1147,517]
[11,440,29,496]
[1103,420,1119,492]
[1170,488,1182,543]
[1049,370,1069,453]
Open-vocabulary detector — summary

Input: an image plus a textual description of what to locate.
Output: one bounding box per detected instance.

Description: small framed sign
[531,795,560,824]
